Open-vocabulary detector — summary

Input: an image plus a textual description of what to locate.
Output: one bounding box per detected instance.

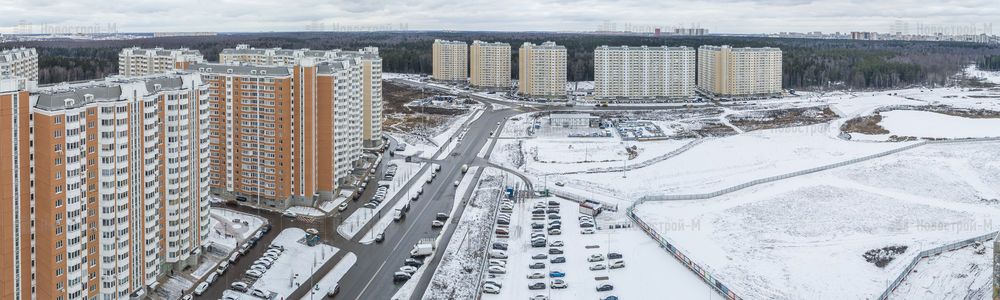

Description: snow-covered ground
[207,208,267,251]
[852,110,1000,141]
[423,168,509,300]
[247,228,338,299]
[319,190,352,213]
[299,252,358,300]
[482,197,710,300]
[284,206,325,217]
[965,64,1000,85]
[891,242,992,300]
[337,160,424,239]
[633,141,1000,299]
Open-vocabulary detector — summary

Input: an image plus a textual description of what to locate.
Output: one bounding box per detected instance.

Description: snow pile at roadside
[299,252,358,300]
[284,206,325,217]
[337,160,424,239]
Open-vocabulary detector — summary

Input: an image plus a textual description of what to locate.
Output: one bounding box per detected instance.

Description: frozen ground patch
[633,142,1000,299]
[249,228,338,299]
[869,110,1000,140]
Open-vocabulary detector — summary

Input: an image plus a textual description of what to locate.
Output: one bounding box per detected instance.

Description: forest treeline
[3,32,999,90]
[977,55,1000,71]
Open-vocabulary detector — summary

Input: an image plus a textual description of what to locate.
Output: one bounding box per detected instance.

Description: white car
[610,260,626,269]
[251,289,270,298]
[193,282,209,295]
[530,295,548,300]
[431,220,445,228]
[453,180,460,187]
[489,250,508,259]
[250,264,268,273]
[581,228,596,235]
[550,279,568,289]
[245,269,264,278]
[487,265,506,274]
[283,211,297,218]
[399,265,418,274]
[527,272,545,279]
[588,254,605,262]
[338,202,349,212]
[590,264,607,271]
[482,283,501,294]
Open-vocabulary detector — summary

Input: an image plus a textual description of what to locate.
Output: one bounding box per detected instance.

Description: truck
[461,164,469,173]
[409,238,436,257]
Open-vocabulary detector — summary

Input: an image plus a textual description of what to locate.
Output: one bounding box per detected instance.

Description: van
[393,209,404,222]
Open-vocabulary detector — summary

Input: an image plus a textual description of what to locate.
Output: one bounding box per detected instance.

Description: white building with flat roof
[594,45,695,101]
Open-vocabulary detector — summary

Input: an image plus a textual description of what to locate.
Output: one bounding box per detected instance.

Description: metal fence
[877,231,999,299]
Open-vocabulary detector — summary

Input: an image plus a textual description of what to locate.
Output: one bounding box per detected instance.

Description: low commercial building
[697,45,783,98]
[432,39,468,82]
[593,45,696,101]
[549,113,598,128]
[470,40,511,89]
[519,41,567,98]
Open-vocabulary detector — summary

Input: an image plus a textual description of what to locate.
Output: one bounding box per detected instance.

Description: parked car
[588,254,605,262]
[230,282,249,292]
[399,265,418,275]
[549,270,565,278]
[338,202,349,212]
[610,260,625,269]
[549,241,564,247]
[431,220,445,228]
[246,269,264,278]
[550,256,566,263]
[596,284,615,292]
[608,253,623,260]
[549,248,564,255]
[529,262,546,269]
[590,264,607,271]
[492,242,508,250]
[548,229,562,235]
[532,254,548,260]
[282,211,297,218]
[393,272,412,283]
[375,232,385,243]
[580,222,595,228]
[581,228,596,234]
[548,214,561,220]
[251,289,270,298]
[530,295,549,300]
[482,283,501,294]
[527,272,545,279]
[193,282,209,296]
[488,265,507,274]
[528,282,546,290]
[531,241,546,248]
[404,258,424,268]
[601,296,619,300]
[531,223,544,229]
[436,213,449,221]
[490,250,508,259]
[550,279,568,289]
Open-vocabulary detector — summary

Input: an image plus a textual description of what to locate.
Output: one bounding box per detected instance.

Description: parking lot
[480,197,625,300]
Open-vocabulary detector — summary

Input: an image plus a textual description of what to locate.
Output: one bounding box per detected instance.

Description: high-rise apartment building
[0,48,38,81]
[118,47,205,77]
[432,40,468,82]
[697,45,783,98]
[470,40,511,89]
[593,45,696,101]
[518,41,567,98]
[219,45,383,147]
[192,56,366,206]
[0,73,211,300]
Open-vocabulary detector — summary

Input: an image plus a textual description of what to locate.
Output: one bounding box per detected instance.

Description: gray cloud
[0,0,997,33]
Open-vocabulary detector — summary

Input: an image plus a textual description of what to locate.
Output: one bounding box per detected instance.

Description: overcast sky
[1,0,998,34]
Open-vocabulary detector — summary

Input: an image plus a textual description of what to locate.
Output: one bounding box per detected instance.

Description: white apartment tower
[118,47,205,77]
[432,40,468,81]
[470,40,511,88]
[697,45,783,98]
[593,45,696,101]
[519,41,567,98]
[0,48,38,81]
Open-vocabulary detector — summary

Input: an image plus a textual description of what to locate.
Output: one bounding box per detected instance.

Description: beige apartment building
[594,45,696,101]
[697,45,783,98]
[432,39,468,81]
[470,40,511,89]
[220,44,384,147]
[518,41,567,98]
[0,73,211,300]
[118,47,205,76]
[0,48,38,81]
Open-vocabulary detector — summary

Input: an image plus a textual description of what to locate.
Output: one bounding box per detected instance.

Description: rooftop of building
[221,45,379,60]
[523,41,566,50]
[595,45,694,51]
[550,113,597,119]
[32,73,198,111]
[434,39,467,45]
[699,45,782,52]
[0,47,38,63]
[121,47,203,57]
[472,40,510,47]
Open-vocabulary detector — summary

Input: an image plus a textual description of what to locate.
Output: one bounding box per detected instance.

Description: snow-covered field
[891,242,992,300]
[481,197,710,300]
[856,110,1000,140]
[633,141,1000,299]
[248,228,338,299]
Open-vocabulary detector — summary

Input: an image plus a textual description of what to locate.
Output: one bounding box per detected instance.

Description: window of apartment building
[55,186,63,194]
[56,268,63,276]
[54,130,62,138]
